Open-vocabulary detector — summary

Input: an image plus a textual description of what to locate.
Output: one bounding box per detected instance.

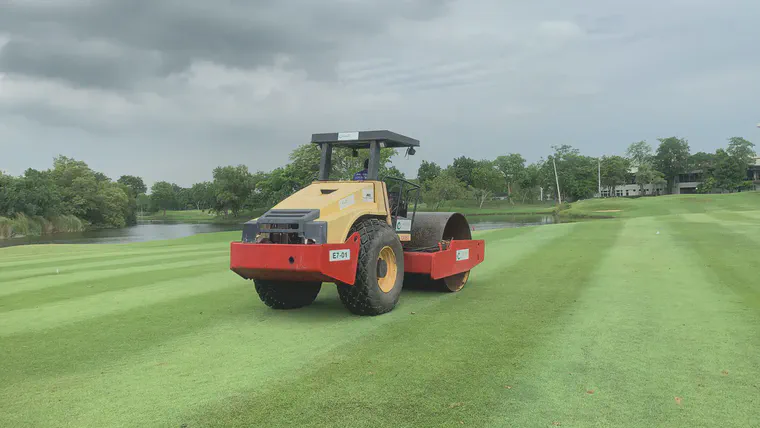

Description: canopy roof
[311,130,419,149]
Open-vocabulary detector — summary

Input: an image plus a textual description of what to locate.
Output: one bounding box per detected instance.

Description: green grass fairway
[2,199,759,427]
[562,191,759,219]
[419,200,556,216]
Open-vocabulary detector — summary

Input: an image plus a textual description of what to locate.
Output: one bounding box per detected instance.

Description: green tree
[726,137,756,164]
[136,193,151,214]
[212,165,254,216]
[654,137,691,194]
[634,164,666,195]
[417,160,442,189]
[150,181,177,216]
[424,172,468,210]
[2,169,62,217]
[96,183,130,228]
[254,168,295,208]
[117,175,147,197]
[494,153,525,198]
[189,182,216,211]
[0,172,14,216]
[697,176,716,194]
[286,144,322,186]
[516,163,541,203]
[175,186,192,210]
[600,156,631,197]
[448,156,479,187]
[286,143,398,183]
[713,148,752,192]
[626,141,653,167]
[50,156,100,218]
[471,162,503,208]
[541,145,597,202]
[689,152,717,172]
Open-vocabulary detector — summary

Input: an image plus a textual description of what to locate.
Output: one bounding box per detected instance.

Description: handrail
[381,175,421,227]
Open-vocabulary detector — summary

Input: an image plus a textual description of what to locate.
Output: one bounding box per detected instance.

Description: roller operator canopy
[311,130,420,149]
[313,130,419,181]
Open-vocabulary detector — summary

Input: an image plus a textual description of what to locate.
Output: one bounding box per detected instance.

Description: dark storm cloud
[0,38,165,90]
[1,0,759,187]
[0,0,452,89]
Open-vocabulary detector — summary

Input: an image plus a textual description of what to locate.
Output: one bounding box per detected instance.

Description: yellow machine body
[270,180,391,243]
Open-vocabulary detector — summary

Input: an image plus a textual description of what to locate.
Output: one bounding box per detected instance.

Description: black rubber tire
[253,280,322,310]
[337,218,404,316]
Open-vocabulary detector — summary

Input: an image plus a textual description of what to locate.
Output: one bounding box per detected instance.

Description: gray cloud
[1,0,759,187]
[0,0,453,88]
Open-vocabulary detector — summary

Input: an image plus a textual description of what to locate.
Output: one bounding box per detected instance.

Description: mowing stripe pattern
[1,208,759,427]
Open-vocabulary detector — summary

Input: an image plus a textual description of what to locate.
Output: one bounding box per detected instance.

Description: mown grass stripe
[0,283,251,387]
[703,210,760,225]
[0,267,232,335]
[0,248,228,282]
[477,216,760,427]
[737,210,760,219]
[0,258,226,313]
[673,215,760,307]
[0,222,576,427]
[0,256,228,298]
[0,230,237,259]
[0,242,228,269]
[175,221,622,427]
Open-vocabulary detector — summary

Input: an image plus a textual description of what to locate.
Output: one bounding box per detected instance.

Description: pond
[0,223,243,248]
[0,215,557,248]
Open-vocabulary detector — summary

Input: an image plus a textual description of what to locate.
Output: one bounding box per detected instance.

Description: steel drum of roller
[404,212,473,292]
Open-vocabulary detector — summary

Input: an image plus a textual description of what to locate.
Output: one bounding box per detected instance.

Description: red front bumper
[230,232,361,285]
[230,233,486,285]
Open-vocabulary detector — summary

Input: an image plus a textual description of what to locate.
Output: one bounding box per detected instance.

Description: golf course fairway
[1,193,759,427]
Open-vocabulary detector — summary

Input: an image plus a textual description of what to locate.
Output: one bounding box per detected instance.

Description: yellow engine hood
[272,181,390,243]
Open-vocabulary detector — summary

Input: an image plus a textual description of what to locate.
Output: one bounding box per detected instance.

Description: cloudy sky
[1,0,759,187]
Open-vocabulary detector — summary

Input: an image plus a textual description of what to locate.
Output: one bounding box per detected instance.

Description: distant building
[598,165,666,198]
[598,156,759,197]
[749,156,760,184]
[674,170,705,195]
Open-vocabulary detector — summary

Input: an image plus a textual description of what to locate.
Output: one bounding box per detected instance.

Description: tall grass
[51,215,86,233]
[0,216,13,239]
[11,213,32,237]
[33,216,55,235]
[0,214,86,239]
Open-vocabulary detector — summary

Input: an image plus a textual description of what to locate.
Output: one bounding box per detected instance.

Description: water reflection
[0,223,243,248]
[468,215,556,231]
[1,215,557,248]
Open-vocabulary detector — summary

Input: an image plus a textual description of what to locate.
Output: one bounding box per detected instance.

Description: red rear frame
[403,239,485,279]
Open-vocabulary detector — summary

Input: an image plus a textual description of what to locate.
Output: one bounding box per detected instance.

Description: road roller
[229,130,486,316]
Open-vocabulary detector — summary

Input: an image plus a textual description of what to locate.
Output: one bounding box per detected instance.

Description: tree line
[1,135,755,238]
[0,156,146,238]
[145,144,403,217]
[147,135,756,216]
[414,136,756,207]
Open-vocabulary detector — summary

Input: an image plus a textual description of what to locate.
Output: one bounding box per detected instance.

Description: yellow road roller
[230,130,486,316]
